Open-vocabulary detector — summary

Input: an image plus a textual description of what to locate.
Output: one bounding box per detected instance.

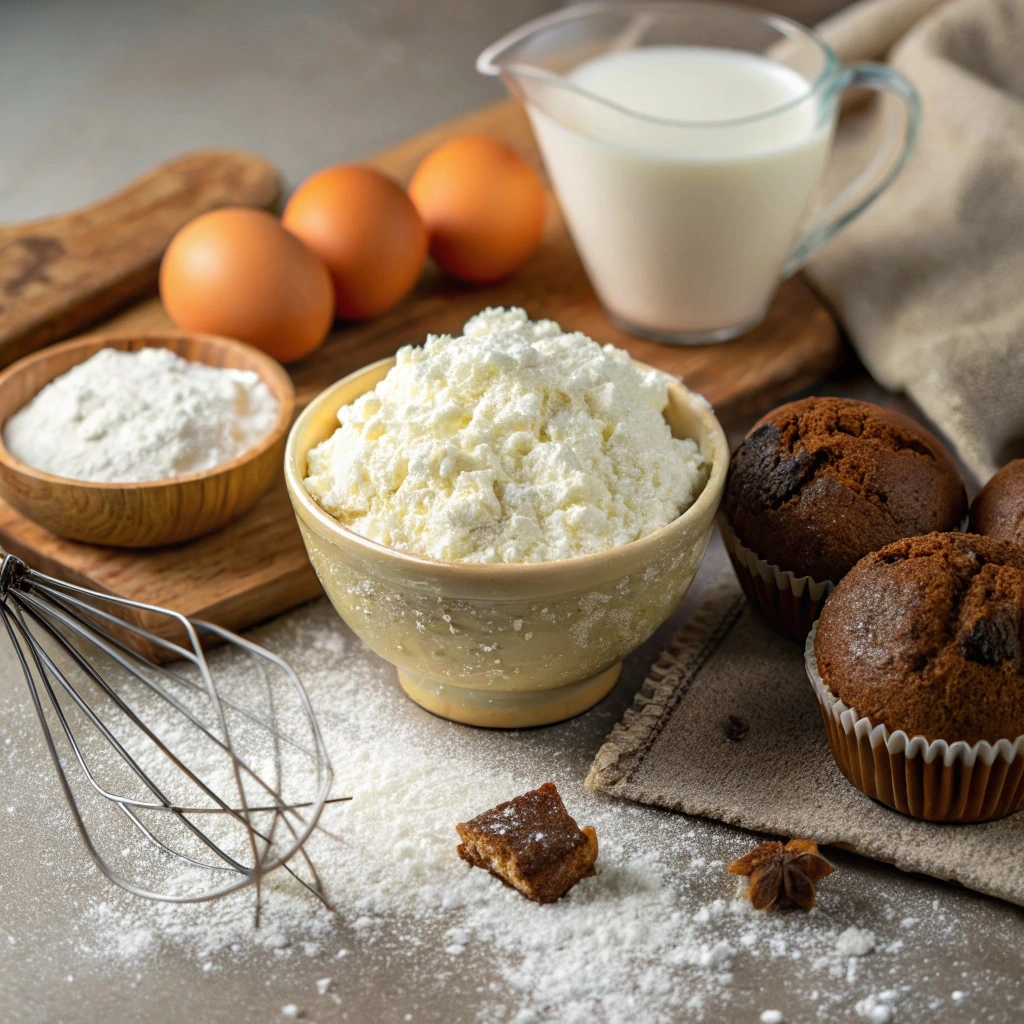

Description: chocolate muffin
[970,459,1024,545]
[815,532,1024,744]
[724,398,967,583]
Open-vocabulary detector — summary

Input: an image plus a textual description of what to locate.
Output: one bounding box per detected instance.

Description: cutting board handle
[0,149,281,368]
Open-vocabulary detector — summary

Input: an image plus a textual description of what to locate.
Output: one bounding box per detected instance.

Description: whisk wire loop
[0,552,338,907]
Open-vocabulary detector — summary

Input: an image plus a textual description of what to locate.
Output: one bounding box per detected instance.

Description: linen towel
[587,576,1024,907]
[806,0,1024,481]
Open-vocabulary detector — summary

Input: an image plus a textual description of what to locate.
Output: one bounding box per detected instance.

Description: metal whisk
[0,550,339,909]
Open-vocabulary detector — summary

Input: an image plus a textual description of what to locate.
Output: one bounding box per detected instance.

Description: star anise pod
[726,838,834,911]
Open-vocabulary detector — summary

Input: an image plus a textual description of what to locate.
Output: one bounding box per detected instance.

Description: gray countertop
[0,0,551,222]
[1,2,1019,1022]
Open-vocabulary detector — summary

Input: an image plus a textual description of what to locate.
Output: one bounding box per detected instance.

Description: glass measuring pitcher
[478,2,920,344]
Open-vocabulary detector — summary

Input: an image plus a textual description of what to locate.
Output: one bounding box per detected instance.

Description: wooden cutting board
[0,99,843,640]
[0,150,281,368]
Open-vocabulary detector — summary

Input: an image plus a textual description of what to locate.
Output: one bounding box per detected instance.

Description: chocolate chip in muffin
[723,397,967,582]
[956,566,1024,666]
[970,459,1024,546]
[814,532,1024,744]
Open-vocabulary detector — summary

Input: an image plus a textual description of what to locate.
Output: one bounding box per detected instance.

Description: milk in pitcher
[528,46,833,338]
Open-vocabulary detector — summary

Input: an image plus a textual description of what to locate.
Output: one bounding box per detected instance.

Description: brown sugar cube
[455,782,598,904]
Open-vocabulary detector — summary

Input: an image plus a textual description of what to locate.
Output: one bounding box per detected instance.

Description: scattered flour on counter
[854,990,899,1022]
[3,347,279,483]
[303,307,707,562]
[9,601,1011,1023]
[837,926,876,957]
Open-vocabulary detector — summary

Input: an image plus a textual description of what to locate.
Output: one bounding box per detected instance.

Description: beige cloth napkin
[805,0,1024,482]
[587,575,1024,907]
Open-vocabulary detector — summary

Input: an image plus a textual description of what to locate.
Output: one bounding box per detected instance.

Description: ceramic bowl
[285,356,728,728]
[0,331,294,548]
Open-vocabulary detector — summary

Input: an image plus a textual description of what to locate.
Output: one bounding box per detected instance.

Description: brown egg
[409,136,546,284]
[282,165,427,320]
[160,207,334,364]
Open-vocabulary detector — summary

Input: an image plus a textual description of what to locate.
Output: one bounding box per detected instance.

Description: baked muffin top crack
[815,532,1024,743]
[724,397,967,582]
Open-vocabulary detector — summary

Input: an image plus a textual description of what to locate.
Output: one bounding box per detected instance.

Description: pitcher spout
[476,5,663,132]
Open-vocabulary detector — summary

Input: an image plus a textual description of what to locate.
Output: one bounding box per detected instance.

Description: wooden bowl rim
[0,330,295,492]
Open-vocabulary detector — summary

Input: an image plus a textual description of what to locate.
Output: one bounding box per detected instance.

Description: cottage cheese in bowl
[303,307,706,563]
[287,306,728,726]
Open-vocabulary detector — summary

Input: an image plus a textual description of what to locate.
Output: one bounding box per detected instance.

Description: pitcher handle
[783,63,921,277]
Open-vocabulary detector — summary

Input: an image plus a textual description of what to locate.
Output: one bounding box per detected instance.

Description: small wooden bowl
[0,331,295,548]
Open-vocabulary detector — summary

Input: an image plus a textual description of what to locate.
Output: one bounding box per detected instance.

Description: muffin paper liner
[718,515,834,643]
[805,622,1024,822]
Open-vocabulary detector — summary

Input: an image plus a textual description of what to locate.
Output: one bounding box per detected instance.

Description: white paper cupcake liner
[718,515,834,643]
[805,621,1024,822]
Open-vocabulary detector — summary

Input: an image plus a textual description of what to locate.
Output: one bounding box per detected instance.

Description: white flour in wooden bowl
[304,307,707,563]
[3,347,280,483]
